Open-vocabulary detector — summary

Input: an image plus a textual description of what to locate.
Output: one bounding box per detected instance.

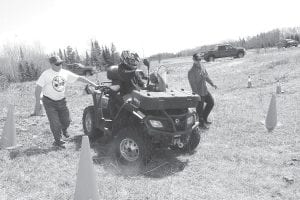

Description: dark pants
[108,91,124,119]
[196,91,214,122]
[42,96,70,142]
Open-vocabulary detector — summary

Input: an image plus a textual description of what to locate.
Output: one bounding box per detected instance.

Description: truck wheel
[237,52,244,58]
[114,127,152,168]
[82,106,103,139]
[85,71,92,76]
[208,56,215,62]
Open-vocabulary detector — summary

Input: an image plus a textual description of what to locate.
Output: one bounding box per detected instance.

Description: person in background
[188,53,217,129]
[32,55,98,148]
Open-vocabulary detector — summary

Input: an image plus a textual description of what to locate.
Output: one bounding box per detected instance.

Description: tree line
[54,41,120,70]
[150,27,300,60]
[16,40,121,83]
[2,26,300,85]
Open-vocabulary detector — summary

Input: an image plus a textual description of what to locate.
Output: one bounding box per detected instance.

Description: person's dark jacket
[118,63,145,96]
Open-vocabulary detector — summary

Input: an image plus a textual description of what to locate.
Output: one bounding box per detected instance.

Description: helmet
[120,50,140,70]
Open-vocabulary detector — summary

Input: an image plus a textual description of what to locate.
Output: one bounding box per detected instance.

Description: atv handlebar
[94,85,110,91]
[85,84,119,95]
[85,84,109,94]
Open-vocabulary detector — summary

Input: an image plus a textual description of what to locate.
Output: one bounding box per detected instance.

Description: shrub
[18,61,42,82]
[0,43,48,82]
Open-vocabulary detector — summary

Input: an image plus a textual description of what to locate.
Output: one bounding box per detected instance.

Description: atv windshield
[151,65,168,92]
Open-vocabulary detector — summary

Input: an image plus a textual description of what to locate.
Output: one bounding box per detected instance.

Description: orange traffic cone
[247,76,252,88]
[0,104,19,149]
[74,136,100,200]
[265,94,277,131]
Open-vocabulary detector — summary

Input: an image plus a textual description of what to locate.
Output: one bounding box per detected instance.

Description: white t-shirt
[36,68,79,100]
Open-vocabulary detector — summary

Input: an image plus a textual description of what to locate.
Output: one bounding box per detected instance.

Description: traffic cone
[74,136,100,200]
[0,104,18,149]
[247,76,252,88]
[265,94,277,131]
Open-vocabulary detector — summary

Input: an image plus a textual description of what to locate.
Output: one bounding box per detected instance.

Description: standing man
[188,53,217,129]
[32,56,98,148]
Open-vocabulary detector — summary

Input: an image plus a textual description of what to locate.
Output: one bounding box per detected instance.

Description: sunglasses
[54,62,63,66]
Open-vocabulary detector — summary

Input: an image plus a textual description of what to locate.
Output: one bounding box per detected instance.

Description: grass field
[0,47,300,200]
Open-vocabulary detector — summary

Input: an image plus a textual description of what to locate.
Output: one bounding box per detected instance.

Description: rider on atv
[117,50,146,95]
[108,50,146,117]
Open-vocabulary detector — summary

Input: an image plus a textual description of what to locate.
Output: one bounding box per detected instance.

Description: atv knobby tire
[114,127,152,168]
[82,106,103,139]
[186,127,201,151]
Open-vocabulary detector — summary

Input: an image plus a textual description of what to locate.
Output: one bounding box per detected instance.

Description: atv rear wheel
[82,106,103,139]
[114,127,152,168]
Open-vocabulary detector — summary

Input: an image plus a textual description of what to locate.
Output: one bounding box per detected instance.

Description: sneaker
[199,123,209,129]
[53,140,66,148]
[204,120,212,125]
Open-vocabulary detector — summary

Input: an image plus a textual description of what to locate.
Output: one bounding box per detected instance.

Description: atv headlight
[187,115,195,126]
[149,120,164,128]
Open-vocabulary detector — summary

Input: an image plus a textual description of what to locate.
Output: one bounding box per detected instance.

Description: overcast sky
[0,0,300,56]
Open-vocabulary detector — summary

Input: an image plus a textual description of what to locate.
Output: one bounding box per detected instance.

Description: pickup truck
[277,39,299,48]
[201,44,246,62]
[64,63,96,76]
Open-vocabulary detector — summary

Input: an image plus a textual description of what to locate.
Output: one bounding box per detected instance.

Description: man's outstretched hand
[30,102,43,116]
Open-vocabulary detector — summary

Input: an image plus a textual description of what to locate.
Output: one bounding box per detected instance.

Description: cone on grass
[74,136,100,200]
[0,104,17,149]
[247,76,252,88]
[265,94,277,131]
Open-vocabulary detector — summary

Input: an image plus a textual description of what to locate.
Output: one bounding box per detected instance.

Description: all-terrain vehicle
[82,60,201,167]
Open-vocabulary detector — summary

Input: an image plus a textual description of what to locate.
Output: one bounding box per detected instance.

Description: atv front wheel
[82,106,103,139]
[186,127,201,151]
[114,127,151,168]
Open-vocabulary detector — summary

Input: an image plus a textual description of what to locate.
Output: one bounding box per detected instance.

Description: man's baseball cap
[49,55,63,65]
[192,53,202,61]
